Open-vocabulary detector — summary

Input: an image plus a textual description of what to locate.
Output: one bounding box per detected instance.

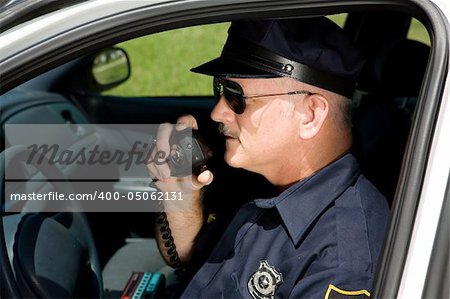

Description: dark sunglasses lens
[223,89,244,114]
[213,78,245,114]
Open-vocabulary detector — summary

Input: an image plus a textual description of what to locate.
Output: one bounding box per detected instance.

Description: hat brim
[190,56,279,78]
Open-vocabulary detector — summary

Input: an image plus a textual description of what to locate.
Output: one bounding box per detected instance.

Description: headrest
[374,39,430,97]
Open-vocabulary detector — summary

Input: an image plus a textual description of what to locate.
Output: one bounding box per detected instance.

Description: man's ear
[297,94,329,139]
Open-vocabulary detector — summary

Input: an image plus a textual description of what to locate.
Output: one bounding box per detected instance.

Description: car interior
[0,8,431,299]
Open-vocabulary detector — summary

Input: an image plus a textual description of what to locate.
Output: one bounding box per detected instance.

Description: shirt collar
[253,153,361,246]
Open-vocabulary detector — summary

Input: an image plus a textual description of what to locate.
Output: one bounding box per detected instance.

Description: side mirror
[90,47,130,91]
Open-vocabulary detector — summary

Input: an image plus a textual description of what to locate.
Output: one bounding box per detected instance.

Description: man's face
[210,77,302,175]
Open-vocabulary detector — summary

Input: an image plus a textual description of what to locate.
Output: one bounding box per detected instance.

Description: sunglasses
[213,77,314,114]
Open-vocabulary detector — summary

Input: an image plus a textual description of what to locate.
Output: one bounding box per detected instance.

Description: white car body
[1,0,449,298]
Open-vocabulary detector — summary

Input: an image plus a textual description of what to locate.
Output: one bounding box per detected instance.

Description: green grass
[408,18,431,45]
[106,23,229,97]
[106,17,430,97]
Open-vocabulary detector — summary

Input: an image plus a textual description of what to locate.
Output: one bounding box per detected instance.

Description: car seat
[352,38,430,204]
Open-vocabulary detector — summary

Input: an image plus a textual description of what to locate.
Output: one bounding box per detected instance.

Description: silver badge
[248,260,283,299]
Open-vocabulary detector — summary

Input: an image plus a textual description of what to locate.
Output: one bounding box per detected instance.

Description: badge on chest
[247,260,283,299]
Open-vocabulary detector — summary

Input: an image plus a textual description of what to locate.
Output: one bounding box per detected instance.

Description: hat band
[222,38,354,97]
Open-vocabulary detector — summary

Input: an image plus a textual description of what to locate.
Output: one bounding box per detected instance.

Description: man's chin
[224,152,243,168]
[224,139,246,165]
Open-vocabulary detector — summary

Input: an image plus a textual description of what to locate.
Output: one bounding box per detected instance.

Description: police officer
[148,17,390,298]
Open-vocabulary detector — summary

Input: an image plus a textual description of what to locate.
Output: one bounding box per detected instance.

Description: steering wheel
[0,145,103,298]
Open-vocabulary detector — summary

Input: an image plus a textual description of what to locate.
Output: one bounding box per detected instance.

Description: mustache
[218,123,238,138]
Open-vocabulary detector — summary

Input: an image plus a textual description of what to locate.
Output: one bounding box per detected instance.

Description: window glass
[105,14,347,97]
[106,23,229,97]
[327,13,348,28]
[408,18,430,45]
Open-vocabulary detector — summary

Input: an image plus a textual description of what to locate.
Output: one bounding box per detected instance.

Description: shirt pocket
[221,272,246,299]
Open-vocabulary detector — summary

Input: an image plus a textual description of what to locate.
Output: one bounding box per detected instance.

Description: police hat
[191,17,365,97]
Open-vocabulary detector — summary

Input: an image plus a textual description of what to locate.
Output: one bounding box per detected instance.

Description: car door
[1,0,450,298]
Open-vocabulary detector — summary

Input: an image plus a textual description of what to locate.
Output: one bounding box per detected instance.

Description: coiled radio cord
[156,211,185,277]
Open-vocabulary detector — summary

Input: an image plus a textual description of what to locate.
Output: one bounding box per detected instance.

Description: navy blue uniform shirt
[181,154,390,299]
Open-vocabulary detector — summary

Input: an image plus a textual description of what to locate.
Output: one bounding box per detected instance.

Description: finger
[192,170,214,190]
[176,114,198,130]
[146,142,159,175]
[198,170,214,185]
[146,162,159,179]
[156,122,174,156]
[146,148,166,180]
[148,124,171,179]
[146,159,171,180]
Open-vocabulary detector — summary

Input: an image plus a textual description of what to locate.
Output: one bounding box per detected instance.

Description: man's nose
[211,96,236,123]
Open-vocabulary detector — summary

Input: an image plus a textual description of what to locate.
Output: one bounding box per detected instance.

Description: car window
[407,18,430,45]
[105,23,229,97]
[104,14,347,98]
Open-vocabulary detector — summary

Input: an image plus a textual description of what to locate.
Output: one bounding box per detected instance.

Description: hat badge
[282,64,294,73]
[248,260,283,299]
